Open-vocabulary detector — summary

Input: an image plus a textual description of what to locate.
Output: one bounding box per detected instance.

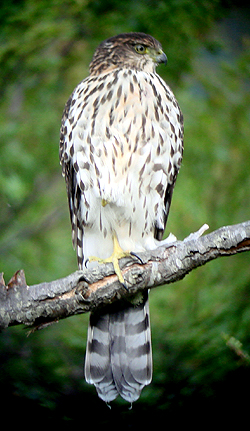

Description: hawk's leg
[88,234,131,285]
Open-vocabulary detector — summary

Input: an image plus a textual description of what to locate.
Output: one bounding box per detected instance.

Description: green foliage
[0,0,250,422]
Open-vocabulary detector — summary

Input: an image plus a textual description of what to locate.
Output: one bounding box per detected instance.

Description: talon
[85,258,89,268]
[122,282,129,292]
[88,234,132,286]
[130,252,144,265]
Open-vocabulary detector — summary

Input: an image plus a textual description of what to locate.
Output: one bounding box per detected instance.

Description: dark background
[0,0,249,426]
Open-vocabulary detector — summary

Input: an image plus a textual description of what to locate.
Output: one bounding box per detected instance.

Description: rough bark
[0,221,250,331]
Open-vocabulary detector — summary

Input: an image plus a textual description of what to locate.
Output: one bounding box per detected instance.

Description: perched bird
[60,32,183,403]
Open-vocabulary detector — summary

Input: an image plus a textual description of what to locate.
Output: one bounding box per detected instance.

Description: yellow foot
[88,235,131,285]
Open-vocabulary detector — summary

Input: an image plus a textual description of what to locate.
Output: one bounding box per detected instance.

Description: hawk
[60,32,183,403]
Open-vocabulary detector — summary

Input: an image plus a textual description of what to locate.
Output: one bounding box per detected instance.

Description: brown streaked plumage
[60,32,183,403]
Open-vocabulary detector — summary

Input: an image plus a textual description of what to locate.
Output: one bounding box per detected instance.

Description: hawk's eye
[134,44,146,54]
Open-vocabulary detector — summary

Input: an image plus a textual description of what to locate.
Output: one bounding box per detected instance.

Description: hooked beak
[156,50,168,65]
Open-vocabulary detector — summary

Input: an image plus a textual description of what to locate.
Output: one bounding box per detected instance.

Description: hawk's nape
[60,32,183,403]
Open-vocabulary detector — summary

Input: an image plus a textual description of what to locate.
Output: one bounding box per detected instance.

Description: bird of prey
[60,32,183,403]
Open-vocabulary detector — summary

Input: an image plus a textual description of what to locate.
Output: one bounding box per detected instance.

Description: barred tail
[84,292,152,403]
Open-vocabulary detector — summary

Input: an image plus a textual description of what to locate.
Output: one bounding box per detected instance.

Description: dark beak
[156,51,168,65]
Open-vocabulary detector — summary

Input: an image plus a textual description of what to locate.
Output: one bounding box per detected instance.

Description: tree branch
[1,221,250,331]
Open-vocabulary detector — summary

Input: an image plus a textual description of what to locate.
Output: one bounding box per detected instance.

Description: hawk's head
[89,32,167,75]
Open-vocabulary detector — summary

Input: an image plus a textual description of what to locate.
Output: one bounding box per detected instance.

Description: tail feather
[84,292,152,403]
[85,313,119,401]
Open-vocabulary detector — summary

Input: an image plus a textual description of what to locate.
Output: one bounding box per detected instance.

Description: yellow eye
[134,44,146,54]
